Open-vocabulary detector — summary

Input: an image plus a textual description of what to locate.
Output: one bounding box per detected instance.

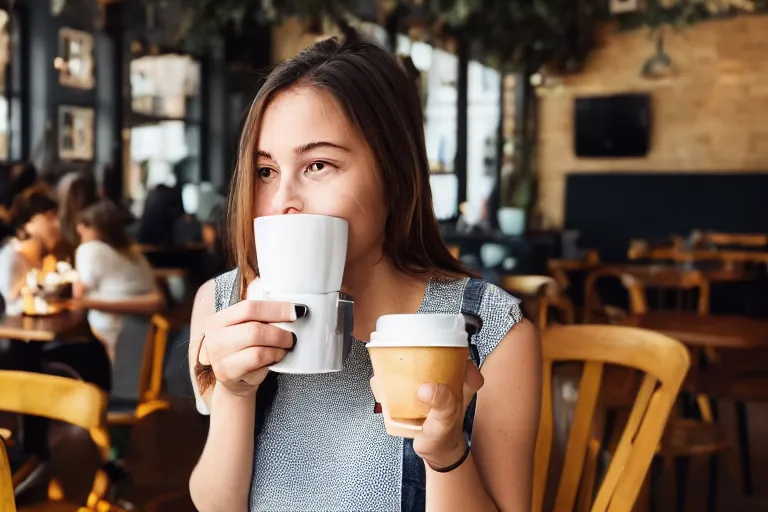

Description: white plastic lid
[368,314,468,348]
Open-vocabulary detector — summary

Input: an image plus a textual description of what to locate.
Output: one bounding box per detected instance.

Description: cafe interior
[1,0,768,510]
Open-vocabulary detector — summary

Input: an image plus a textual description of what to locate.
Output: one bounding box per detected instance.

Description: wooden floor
[15,397,768,511]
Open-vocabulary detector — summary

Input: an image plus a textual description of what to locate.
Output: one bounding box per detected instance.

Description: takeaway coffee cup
[252,214,353,374]
[367,314,469,438]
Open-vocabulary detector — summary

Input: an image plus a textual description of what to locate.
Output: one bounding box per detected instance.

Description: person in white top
[0,187,60,315]
[73,200,165,362]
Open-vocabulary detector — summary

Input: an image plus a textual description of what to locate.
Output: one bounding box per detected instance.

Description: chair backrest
[620,269,709,316]
[0,371,110,459]
[501,275,575,330]
[0,439,14,512]
[112,314,170,403]
[140,315,171,402]
[534,325,690,512]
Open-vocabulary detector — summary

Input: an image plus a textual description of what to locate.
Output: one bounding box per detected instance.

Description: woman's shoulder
[428,276,523,366]
[76,239,113,258]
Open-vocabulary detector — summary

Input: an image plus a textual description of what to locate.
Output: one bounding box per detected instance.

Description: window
[125,53,201,215]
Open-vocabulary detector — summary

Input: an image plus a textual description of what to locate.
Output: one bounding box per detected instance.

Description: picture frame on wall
[56,28,94,90]
[58,105,94,161]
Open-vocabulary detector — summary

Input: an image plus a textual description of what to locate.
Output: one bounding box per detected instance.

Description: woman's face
[255,87,388,268]
[25,210,60,249]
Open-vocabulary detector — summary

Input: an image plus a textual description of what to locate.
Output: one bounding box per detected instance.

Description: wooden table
[0,311,89,343]
[626,311,768,349]
[592,263,751,284]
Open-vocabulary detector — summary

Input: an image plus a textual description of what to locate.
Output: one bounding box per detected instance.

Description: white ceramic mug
[252,214,352,373]
[254,214,348,294]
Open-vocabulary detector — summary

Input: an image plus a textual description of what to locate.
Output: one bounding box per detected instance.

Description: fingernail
[294,304,308,319]
[373,402,382,414]
[290,332,297,350]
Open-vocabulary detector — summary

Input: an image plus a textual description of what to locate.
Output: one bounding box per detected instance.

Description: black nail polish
[294,304,308,319]
[291,332,297,350]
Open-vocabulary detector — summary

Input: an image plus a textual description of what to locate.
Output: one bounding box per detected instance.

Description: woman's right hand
[197,300,305,397]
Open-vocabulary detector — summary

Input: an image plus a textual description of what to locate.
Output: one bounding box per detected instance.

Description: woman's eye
[307,162,327,173]
[258,167,275,179]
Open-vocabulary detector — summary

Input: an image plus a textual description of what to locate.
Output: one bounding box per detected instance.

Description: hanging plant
[172,0,353,45]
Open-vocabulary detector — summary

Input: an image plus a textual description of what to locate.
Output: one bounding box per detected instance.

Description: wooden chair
[1,437,14,511]
[547,249,600,292]
[499,275,575,331]
[447,245,460,259]
[616,269,728,512]
[0,370,113,511]
[108,315,171,425]
[535,325,690,512]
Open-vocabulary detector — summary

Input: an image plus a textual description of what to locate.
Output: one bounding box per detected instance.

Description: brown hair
[11,186,58,230]
[59,172,98,255]
[77,200,136,258]
[198,36,471,395]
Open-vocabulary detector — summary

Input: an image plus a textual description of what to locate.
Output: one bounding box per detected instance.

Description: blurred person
[136,184,184,246]
[0,187,60,315]
[74,200,166,362]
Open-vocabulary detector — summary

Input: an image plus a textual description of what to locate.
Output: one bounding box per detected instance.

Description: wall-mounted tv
[574,93,651,158]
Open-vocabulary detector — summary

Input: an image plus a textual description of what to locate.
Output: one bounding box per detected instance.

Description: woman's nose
[271,176,304,215]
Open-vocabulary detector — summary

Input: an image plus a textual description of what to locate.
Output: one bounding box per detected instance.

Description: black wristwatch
[426,433,471,473]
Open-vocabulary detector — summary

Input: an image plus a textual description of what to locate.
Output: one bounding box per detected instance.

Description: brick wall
[537,15,768,227]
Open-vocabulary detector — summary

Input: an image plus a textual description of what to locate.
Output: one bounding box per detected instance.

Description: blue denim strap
[460,278,485,441]
[401,278,486,512]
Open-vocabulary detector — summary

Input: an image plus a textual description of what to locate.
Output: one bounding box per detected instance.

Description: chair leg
[675,457,689,512]
[706,455,719,512]
[735,401,753,495]
[649,457,664,512]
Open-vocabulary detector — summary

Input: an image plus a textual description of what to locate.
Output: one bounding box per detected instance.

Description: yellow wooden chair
[534,325,690,512]
[1,436,15,511]
[0,370,115,511]
[108,315,171,425]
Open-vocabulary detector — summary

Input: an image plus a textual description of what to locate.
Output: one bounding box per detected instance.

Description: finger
[417,383,460,423]
[216,346,288,383]
[197,335,210,366]
[208,322,296,359]
[462,360,484,410]
[209,299,305,328]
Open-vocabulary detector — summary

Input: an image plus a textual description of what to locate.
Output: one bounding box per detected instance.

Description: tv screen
[574,93,651,158]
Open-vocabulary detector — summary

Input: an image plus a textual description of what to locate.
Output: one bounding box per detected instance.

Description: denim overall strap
[401,278,487,512]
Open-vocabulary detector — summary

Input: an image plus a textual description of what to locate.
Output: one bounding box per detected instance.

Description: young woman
[74,200,165,362]
[189,36,540,512]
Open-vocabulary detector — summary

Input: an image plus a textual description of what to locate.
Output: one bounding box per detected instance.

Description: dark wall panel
[564,172,768,261]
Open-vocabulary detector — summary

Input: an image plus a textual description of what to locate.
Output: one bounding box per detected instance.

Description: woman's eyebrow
[294,141,350,154]
[256,150,273,159]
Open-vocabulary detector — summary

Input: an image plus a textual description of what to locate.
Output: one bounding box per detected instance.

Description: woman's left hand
[413,359,484,468]
[371,359,484,468]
